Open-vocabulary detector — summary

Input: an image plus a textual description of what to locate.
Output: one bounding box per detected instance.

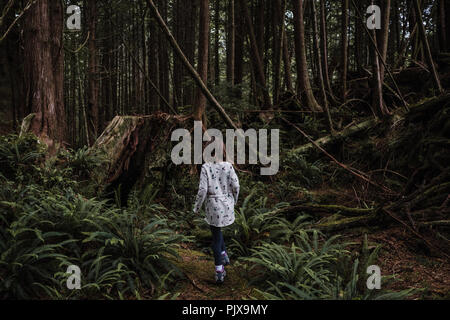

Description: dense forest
[0,0,449,300]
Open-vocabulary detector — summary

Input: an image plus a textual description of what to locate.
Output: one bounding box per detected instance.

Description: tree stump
[89,112,188,204]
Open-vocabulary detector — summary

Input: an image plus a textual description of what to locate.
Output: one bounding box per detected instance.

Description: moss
[316,214,377,232]
[170,248,257,300]
[192,227,212,244]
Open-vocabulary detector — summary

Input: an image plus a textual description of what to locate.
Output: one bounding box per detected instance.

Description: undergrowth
[0,133,419,300]
[0,134,188,299]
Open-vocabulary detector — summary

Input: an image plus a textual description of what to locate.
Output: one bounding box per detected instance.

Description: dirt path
[172,248,256,300]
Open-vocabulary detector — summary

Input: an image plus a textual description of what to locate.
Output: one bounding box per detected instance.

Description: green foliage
[63,146,108,181]
[0,134,46,182]
[0,133,422,300]
[273,151,326,202]
[0,184,187,299]
[268,215,312,245]
[245,232,414,300]
[227,191,289,257]
[0,135,187,299]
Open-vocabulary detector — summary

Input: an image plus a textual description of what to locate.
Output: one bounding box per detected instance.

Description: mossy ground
[170,248,258,300]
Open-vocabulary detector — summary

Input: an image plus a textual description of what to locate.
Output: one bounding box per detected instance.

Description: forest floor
[170,228,450,300]
[363,228,450,299]
[169,184,450,300]
[171,247,258,300]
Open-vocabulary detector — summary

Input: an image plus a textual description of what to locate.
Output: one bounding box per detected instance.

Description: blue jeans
[210,226,226,266]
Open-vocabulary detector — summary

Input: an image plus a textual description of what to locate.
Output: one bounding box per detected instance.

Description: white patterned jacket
[193,162,240,227]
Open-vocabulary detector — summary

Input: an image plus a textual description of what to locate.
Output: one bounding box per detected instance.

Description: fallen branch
[314,214,378,233]
[382,208,450,259]
[282,117,395,194]
[290,118,378,155]
[282,203,375,218]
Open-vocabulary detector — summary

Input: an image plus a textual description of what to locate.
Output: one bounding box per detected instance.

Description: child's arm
[230,165,240,205]
[193,166,208,213]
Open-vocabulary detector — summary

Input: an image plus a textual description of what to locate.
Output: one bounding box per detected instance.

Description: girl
[193,160,240,284]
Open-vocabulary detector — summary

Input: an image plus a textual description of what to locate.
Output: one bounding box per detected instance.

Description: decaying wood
[282,203,375,217]
[19,113,36,138]
[290,117,378,155]
[292,94,450,155]
[89,113,188,204]
[283,117,394,194]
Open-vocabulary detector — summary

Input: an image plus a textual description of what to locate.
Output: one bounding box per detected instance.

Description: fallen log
[313,213,379,233]
[290,118,378,155]
[280,203,375,218]
[291,94,450,156]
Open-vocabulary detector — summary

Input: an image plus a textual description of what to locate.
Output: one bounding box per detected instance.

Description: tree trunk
[87,0,99,146]
[234,6,245,92]
[146,0,239,131]
[438,0,447,52]
[226,0,235,85]
[354,0,364,74]
[194,0,210,122]
[23,0,66,152]
[214,0,221,86]
[312,0,333,132]
[272,0,285,105]
[320,0,335,102]
[238,0,272,109]
[3,2,25,130]
[371,27,387,118]
[413,0,444,94]
[340,0,349,102]
[158,1,170,111]
[446,0,450,50]
[172,0,183,108]
[377,0,391,86]
[184,1,198,107]
[292,0,322,112]
[282,27,294,94]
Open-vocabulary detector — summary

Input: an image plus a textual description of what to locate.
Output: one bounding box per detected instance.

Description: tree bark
[234,6,245,90]
[226,0,235,85]
[87,0,99,146]
[213,0,221,86]
[292,0,322,112]
[272,0,285,105]
[194,0,210,122]
[23,0,66,152]
[446,0,450,50]
[282,27,294,94]
[184,1,198,107]
[158,1,170,111]
[89,114,187,206]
